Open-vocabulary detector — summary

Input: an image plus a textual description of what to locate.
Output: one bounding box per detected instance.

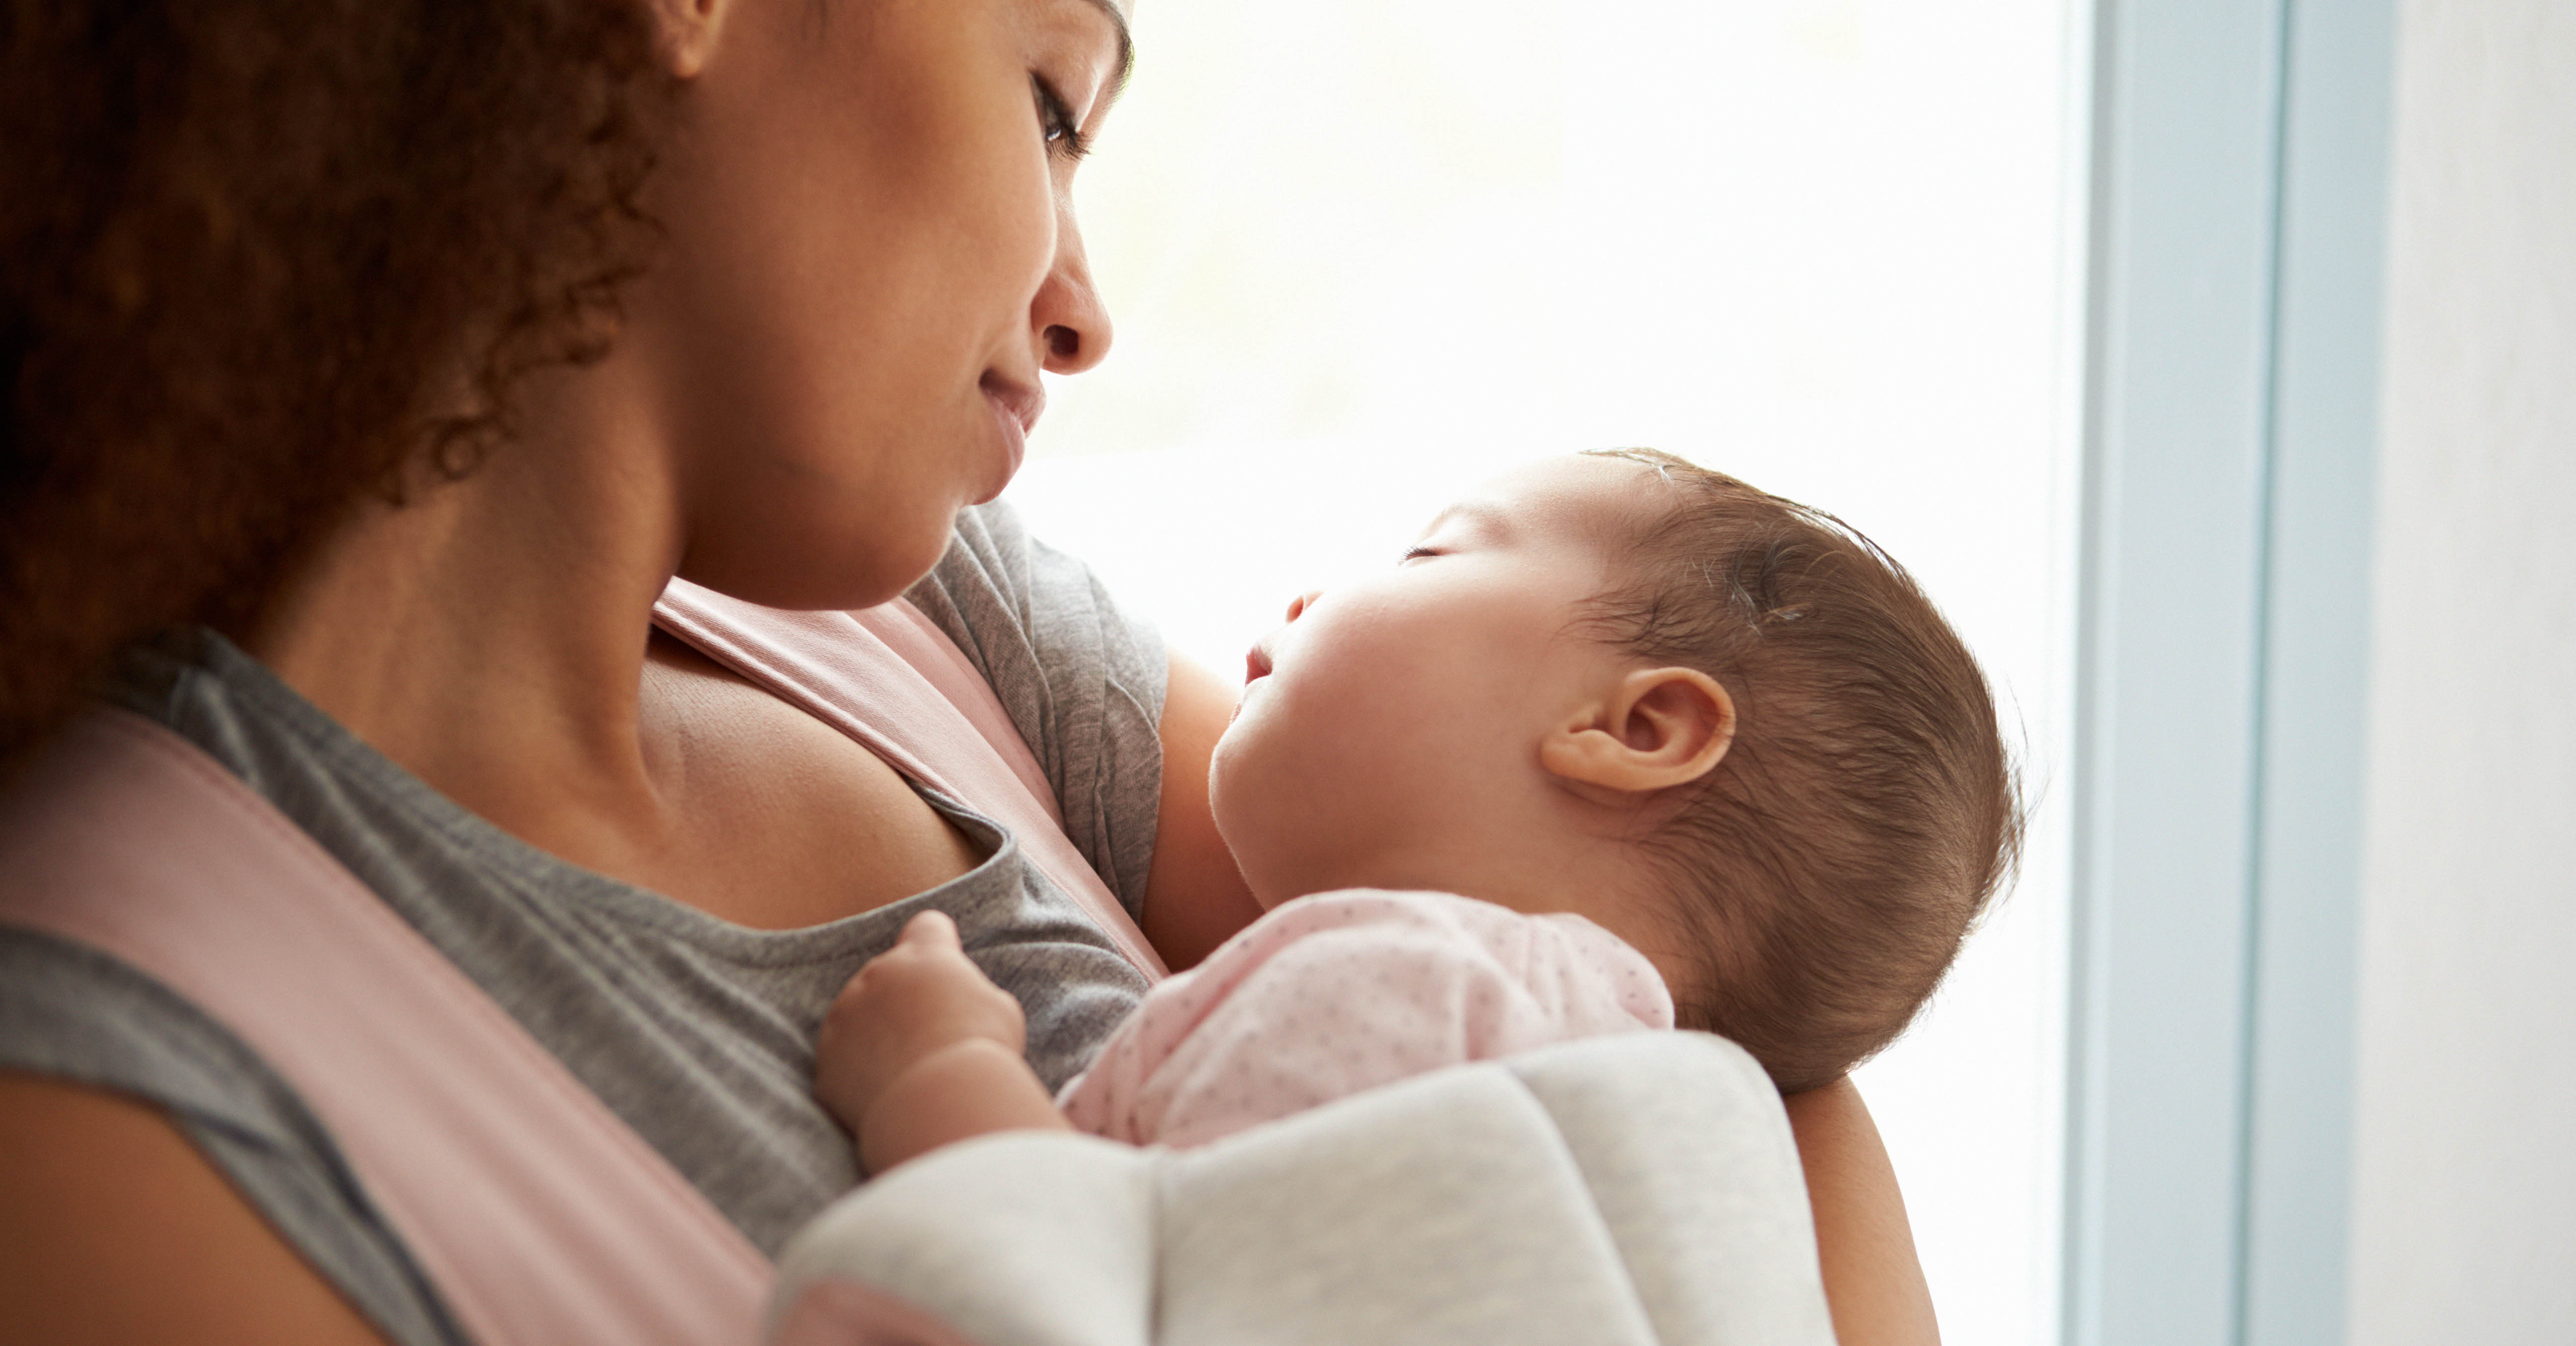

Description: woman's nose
[1034,208,1113,375]
[1286,589,1324,622]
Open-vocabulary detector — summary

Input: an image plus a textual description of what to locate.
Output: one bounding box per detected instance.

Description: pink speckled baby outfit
[1056,889,1673,1149]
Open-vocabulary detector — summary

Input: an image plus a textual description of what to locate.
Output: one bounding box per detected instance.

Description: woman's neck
[244,362,687,852]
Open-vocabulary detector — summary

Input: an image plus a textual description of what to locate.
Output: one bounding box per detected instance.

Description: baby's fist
[815,910,1028,1134]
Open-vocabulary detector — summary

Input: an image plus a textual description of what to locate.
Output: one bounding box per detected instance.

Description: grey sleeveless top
[0,502,1170,1346]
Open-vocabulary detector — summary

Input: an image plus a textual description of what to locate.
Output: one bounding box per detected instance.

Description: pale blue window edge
[2239,0,2395,1342]
[2064,0,2393,1344]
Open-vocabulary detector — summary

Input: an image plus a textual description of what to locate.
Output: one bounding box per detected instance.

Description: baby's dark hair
[1581,449,2021,1093]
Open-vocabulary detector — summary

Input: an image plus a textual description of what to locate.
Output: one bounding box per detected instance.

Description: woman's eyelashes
[1400,546,1443,564]
[1031,75,1092,160]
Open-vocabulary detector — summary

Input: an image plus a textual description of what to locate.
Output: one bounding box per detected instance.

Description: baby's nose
[1286,589,1324,622]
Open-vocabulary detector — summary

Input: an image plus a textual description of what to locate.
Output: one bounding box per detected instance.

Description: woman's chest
[634,633,986,929]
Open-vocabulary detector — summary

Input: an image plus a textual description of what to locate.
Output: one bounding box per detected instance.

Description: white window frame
[2064,0,2395,1343]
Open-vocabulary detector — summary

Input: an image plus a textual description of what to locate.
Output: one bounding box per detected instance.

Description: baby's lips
[1243,641,1275,685]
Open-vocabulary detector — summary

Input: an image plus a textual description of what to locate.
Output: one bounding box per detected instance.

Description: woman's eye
[1400,546,1441,564]
[1031,76,1090,160]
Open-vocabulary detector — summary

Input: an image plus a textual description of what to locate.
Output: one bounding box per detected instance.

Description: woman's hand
[814,912,1070,1176]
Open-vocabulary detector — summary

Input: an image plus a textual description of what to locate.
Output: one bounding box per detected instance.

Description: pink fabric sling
[0,587,1166,1346]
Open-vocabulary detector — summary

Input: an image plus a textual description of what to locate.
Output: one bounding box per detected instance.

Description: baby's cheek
[1252,698,1366,800]
[1208,698,1358,892]
[1206,715,1283,856]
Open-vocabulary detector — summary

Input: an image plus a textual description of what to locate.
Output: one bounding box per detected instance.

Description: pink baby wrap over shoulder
[1058,890,1674,1150]
[0,583,1160,1346]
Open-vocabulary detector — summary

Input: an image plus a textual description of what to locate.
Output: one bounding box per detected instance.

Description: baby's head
[1210,450,2019,1091]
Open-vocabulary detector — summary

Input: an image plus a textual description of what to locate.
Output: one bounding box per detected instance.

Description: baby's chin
[1202,741,1282,899]
[1205,711,1478,904]
[1228,840,1475,913]
[1203,787,1338,910]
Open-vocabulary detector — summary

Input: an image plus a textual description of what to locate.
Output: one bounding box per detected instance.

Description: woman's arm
[1784,1077,1941,1346]
[1140,652,1264,970]
[0,1072,390,1346]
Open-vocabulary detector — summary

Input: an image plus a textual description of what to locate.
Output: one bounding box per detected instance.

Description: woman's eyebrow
[1072,0,1136,104]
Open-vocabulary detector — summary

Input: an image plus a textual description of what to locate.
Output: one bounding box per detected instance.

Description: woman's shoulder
[908,501,1169,917]
[908,499,1166,717]
[0,1070,403,1346]
[0,925,464,1346]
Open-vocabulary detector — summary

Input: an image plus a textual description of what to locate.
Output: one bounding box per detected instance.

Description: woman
[0,1,1938,1342]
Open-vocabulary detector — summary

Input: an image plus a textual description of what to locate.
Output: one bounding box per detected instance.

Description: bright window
[1007,3,2082,1340]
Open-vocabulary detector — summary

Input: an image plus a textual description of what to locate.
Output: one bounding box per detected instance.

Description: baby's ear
[1539,668,1736,795]
[642,0,732,79]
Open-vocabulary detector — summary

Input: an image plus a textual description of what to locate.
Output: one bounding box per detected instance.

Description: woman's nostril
[1045,325,1079,362]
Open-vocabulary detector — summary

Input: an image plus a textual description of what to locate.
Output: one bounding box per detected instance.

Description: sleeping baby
[812,449,2021,1176]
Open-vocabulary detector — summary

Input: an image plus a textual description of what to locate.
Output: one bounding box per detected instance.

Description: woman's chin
[677,512,958,613]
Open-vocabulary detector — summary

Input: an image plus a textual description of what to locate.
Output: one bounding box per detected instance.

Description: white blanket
[769,1032,1839,1346]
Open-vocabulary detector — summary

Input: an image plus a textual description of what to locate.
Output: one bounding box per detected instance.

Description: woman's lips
[980,376,1044,480]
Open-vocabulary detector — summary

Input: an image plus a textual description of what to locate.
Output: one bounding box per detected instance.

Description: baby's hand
[815,911,1028,1136]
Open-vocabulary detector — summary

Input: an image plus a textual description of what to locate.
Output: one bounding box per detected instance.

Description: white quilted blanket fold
[769,1032,1839,1346]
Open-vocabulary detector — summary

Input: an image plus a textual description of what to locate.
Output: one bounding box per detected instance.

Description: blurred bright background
[1004,1,2084,1339]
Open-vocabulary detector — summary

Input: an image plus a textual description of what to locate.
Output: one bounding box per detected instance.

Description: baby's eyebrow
[1421,501,1514,541]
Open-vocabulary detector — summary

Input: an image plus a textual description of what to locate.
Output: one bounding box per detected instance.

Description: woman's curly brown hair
[0,0,666,755]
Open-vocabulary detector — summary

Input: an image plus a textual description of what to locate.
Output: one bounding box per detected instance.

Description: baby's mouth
[1243,643,1274,686]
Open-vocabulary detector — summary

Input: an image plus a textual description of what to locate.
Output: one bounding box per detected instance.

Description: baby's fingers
[897,909,963,953]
